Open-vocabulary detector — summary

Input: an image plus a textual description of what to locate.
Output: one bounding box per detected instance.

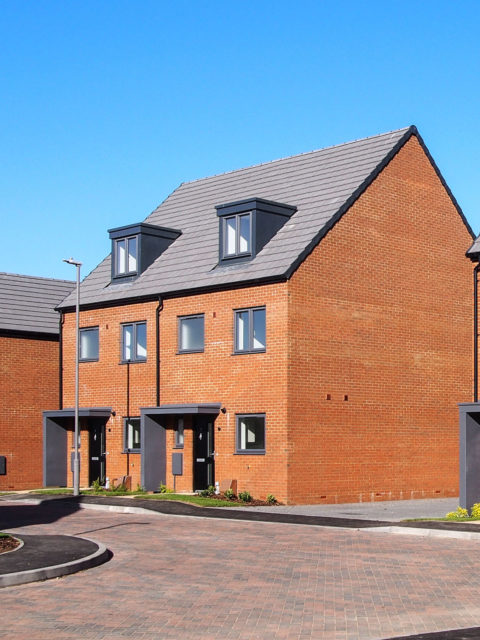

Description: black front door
[193,416,214,491]
[89,421,106,485]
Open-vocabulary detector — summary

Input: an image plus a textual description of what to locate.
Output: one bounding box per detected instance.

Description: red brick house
[44,126,474,504]
[0,273,74,490]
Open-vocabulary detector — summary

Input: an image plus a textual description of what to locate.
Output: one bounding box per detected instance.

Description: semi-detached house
[0,273,74,490]
[44,126,474,504]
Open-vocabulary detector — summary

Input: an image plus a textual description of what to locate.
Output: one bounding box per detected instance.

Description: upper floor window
[178,314,204,353]
[216,198,297,266]
[115,236,137,276]
[108,222,181,284]
[122,321,146,362]
[234,307,266,353]
[224,213,251,257]
[124,417,141,452]
[79,327,99,361]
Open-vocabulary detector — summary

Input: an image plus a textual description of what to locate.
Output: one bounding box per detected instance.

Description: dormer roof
[59,126,473,310]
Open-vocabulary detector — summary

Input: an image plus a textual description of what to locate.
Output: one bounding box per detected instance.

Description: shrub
[239,490,252,503]
[136,484,146,494]
[471,503,480,519]
[224,488,236,500]
[446,506,469,520]
[91,478,102,494]
[266,494,277,505]
[158,484,173,494]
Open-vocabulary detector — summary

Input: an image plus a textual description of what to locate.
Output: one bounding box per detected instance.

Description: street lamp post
[63,258,82,496]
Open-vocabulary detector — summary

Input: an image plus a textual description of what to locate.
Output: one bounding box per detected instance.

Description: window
[115,236,137,276]
[122,322,147,362]
[234,307,266,353]
[178,314,204,353]
[236,414,265,454]
[79,327,99,361]
[175,417,184,448]
[124,417,141,452]
[224,213,251,257]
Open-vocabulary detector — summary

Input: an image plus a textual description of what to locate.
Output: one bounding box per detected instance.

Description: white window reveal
[224,213,251,257]
[122,322,147,362]
[115,236,137,276]
[234,307,266,353]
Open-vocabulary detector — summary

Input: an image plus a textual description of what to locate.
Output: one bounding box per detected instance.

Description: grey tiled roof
[0,273,75,335]
[467,237,480,260]
[60,126,466,309]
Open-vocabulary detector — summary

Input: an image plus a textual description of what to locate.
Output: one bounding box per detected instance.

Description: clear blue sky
[2,0,480,281]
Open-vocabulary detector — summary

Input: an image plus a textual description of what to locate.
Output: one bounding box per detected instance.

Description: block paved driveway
[2,502,480,640]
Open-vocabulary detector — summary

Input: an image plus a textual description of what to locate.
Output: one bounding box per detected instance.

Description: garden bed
[0,534,19,554]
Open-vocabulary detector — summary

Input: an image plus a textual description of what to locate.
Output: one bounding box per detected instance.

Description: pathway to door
[2,502,480,639]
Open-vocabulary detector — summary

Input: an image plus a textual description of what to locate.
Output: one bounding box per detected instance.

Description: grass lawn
[27,488,259,507]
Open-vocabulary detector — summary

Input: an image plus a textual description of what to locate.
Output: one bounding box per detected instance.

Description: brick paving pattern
[3,503,480,639]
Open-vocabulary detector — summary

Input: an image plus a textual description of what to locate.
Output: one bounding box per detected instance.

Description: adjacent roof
[467,237,480,261]
[59,125,473,309]
[0,273,75,335]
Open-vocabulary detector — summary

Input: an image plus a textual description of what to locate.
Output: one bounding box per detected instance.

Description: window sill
[177,350,204,355]
[232,350,266,355]
[234,450,265,455]
[79,358,99,363]
[120,359,147,365]
[173,445,184,450]
[122,449,141,454]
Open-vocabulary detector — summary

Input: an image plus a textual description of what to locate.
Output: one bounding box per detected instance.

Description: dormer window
[216,198,297,266]
[224,213,251,257]
[115,236,137,276]
[108,222,181,284]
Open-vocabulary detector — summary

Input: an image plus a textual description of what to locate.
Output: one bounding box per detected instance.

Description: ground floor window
[236,414,265,454]
[175,417,184,448]
[124,417,141,452]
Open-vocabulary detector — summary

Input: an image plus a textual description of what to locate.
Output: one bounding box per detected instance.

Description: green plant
[239,490,252,503]
[91,478,102,493]
[446,506,469,520]
[136,484,147,494]
[471,503,480,519]
[158,484,173,493]
[266,494,277,505]
[224,488,236,500]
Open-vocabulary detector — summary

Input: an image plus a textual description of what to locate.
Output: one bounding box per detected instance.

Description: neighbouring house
[0,273,74,490]
[44,126,475,504]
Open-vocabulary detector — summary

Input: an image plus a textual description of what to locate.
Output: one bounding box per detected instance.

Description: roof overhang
[43,407,113,420]
[141,403,222,415]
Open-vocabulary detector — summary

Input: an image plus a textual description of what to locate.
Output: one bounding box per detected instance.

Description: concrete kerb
[7,496,480,541]
[0,538,110,588]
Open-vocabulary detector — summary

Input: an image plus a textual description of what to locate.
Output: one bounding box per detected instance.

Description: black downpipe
[156,297,163,406]
[475,264,480,402]
[59,312,65,409]
[126,360,130,475]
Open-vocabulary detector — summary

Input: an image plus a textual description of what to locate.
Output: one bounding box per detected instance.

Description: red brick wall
[62,302,158,489]
[62,286,290,500]
[286,135,474,503]
[0,334,59,490]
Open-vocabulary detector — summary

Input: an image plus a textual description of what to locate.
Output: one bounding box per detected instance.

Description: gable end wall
[287,135,473,504]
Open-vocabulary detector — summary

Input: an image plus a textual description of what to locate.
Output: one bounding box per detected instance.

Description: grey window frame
[79,326,99,362]
[233,306,266,354]
[178,314,205,353]
[223,213,252,258]
[124,417,141,452]
[174,416,184,449]
[235,413,266,455]
[121,321,147,363]
[115,235,138,277]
